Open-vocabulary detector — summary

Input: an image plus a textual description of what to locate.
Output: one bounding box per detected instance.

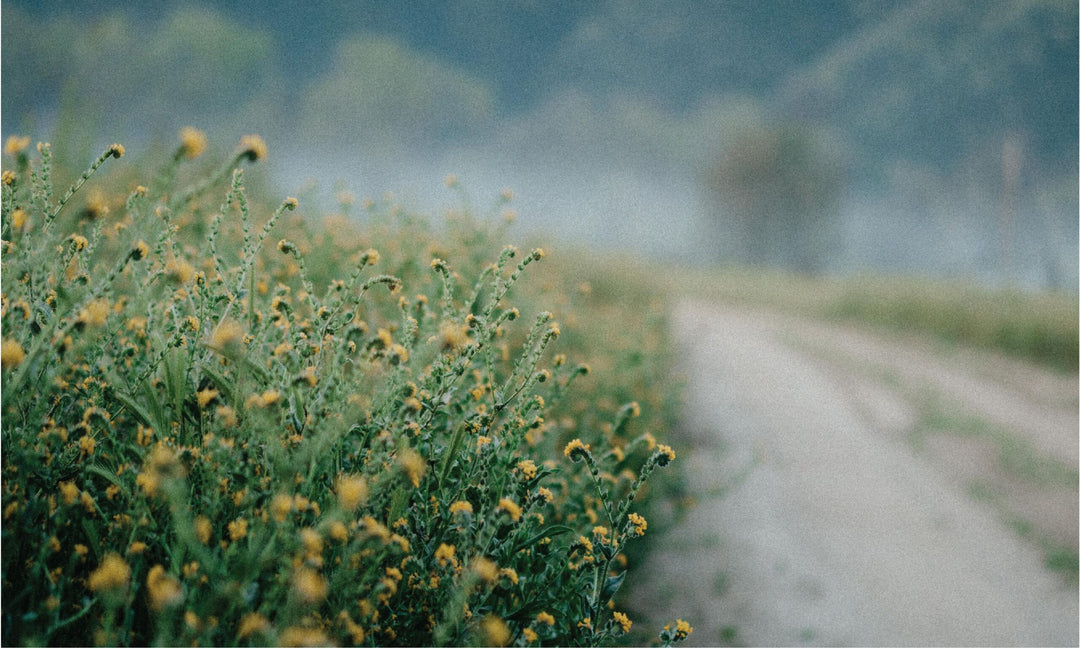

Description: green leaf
[601,570,626,601]
[509,524,574,556]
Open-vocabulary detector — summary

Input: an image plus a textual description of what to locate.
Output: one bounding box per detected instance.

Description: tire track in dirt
[629,298,1077,646]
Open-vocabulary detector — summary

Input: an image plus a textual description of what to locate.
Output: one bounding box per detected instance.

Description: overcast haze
[3,0,1076,289]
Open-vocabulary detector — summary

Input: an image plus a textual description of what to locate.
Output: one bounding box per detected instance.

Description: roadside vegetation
[0,133,691,647]
[580,259,1077,375]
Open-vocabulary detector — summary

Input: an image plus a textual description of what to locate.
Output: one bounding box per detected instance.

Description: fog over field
[3,0,1076,290]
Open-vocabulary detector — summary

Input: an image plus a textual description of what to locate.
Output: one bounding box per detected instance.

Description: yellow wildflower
[227,517,248,541]
[146,565,183,611]
[563,438,590,461]
[449,500,473,516]
[435,543,457,567]
[517,459,538,480]
[500,567,519,585]
[537,611,555,626]
[300,528,323,556]
[194,515,212,544]
[292,567,327,604]
[59,481,79,505]
[613,611,632,633]
[4,135,30,156]
[270,493,293,522]
[328,521,348,542]
[482,615,510,647]
[87,553,130,593]
[106,143,125,159]
[628,512,647,536]
[399,448,425,487]
[210,319,244,350]
[1,339,25,369]
[656,444,676,466]
[236,613,270,640]
[130,239,149,261]
[435,320,470,351]
[335,474,369,510]
[497,498,522,522]
[278,626,329,647]
[237,134,267,161]
[196,388,218,409]
[78,299,110,328]
[471,556,498,583]
[178,127,207,159]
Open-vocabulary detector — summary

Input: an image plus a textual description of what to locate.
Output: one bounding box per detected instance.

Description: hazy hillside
[2,0,1075,288]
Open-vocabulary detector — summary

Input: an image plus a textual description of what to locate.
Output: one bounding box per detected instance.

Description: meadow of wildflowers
[0,132,691,646]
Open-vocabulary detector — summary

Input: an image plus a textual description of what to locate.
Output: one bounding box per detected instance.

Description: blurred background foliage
[2,0,1076,290]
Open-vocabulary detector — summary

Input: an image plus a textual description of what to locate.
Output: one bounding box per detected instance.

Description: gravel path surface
[629,298,1078,647]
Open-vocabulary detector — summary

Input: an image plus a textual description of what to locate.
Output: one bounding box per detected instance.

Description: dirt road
[629,299,1078,646]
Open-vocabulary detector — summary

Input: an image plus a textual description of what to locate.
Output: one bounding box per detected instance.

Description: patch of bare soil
[628,299,1078,647]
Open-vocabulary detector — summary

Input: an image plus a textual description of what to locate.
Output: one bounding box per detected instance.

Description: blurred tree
[297,35,495,154]
[706,124,843,274]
